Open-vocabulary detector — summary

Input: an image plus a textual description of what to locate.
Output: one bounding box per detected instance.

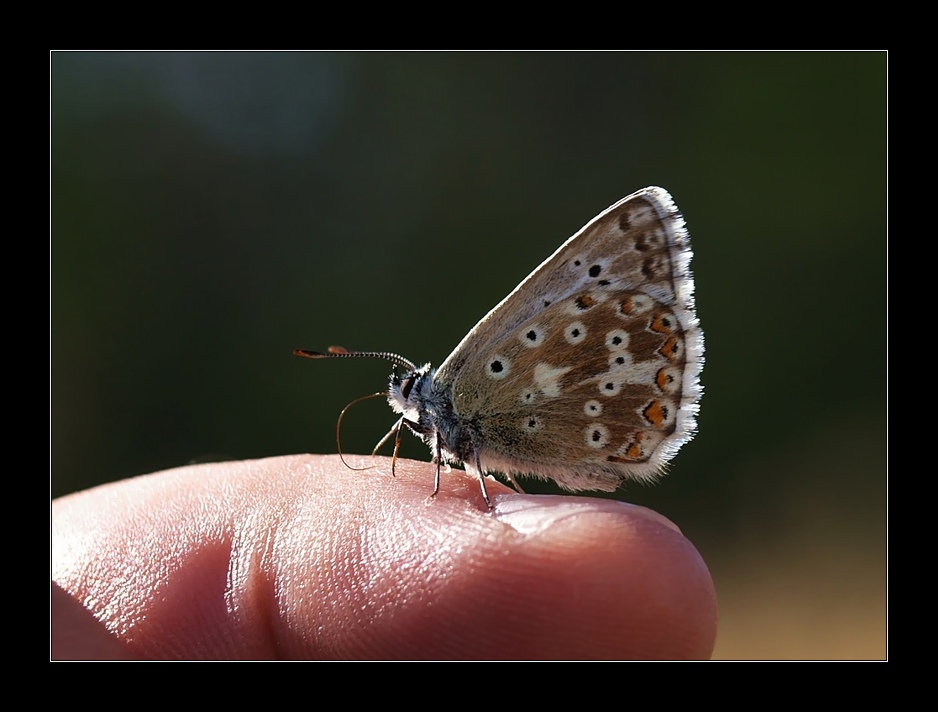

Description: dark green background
[51,52,886,658]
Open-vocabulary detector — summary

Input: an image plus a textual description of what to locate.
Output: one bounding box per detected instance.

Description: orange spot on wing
[609,441,644,462]
[650,313,675,334]
[643,400,669,428]
[656,368,675,391]
[659,336,682,361]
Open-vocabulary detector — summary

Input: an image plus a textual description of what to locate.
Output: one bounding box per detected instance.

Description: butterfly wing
[434,186,703,491]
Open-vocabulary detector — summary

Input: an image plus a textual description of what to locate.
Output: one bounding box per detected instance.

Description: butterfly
[296,186,703,508]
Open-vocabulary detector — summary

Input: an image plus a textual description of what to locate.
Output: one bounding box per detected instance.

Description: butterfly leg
[371,419,402,458]
[429,432,443,500]
[474,453,493,509]
[388,417,406,478]
[505,472,526,494]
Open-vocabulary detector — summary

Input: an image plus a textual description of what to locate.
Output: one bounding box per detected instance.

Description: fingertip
[483,494,717,659]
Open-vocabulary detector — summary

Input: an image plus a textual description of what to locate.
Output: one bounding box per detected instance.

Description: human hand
[52,455,717,659]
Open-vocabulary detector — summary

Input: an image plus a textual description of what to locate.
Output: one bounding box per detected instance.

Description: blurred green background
[51,52,885,659]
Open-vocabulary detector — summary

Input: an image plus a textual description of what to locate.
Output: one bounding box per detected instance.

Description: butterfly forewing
[435,187,703,491]
[299,186,703,504]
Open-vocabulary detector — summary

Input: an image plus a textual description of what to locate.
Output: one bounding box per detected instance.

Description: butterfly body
[300,186,703,506]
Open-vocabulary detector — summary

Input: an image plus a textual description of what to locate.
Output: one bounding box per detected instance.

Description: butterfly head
[387,363,435,434]
[293,346,441,437]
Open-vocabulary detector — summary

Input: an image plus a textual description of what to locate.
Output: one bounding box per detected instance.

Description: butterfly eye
[401,375,416,400]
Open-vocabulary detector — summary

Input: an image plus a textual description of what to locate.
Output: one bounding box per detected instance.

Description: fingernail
[492,494,682,535]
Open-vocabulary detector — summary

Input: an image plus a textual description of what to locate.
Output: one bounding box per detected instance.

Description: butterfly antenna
[335,391,387,471]
[294,346,417,373]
